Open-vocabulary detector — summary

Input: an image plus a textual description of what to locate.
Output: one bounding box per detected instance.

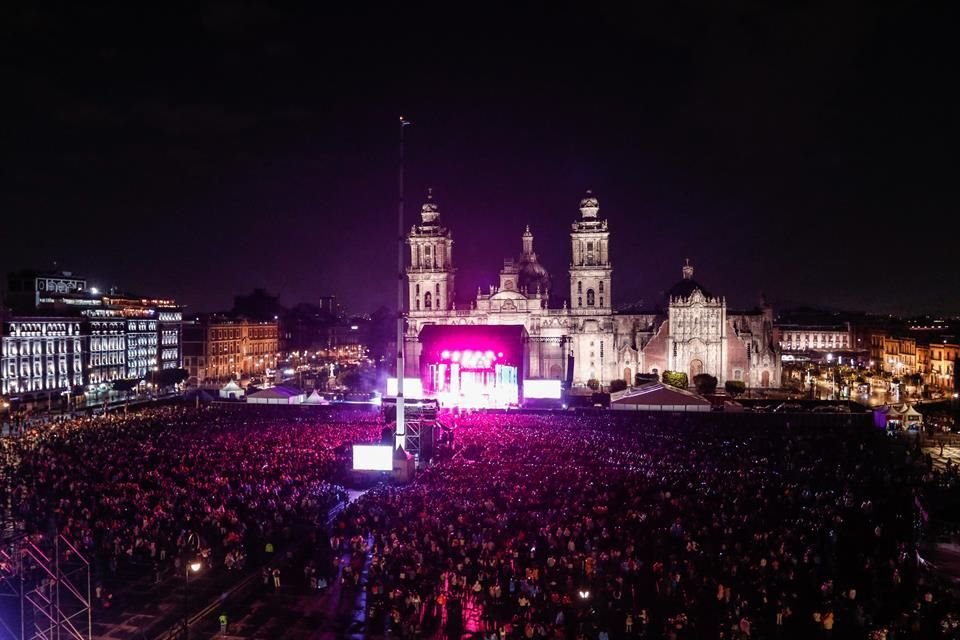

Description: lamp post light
[182,559,202,639]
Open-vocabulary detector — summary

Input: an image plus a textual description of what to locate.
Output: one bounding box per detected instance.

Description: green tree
[609,379,627,393]
[662,371,688,389]
[724,380,746,397]
[693,373,718,395]
[586,378,600,391]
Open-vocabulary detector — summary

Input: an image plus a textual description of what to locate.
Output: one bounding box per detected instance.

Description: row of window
[1,339,81,356]
[576,281,605,294]
[7,322,81,337]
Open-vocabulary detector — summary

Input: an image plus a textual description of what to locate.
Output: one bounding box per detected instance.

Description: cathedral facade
[404,191,781,390]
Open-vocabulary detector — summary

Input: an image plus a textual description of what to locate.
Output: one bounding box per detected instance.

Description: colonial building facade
[403,192,781,389]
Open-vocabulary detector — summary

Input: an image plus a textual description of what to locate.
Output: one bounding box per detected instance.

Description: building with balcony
[183,315,279,384]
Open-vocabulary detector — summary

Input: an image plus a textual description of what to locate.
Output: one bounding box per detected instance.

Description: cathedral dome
[579,190,599,218]
[517,257,551,294]
[420,188,440,224]
[666,259,713,300]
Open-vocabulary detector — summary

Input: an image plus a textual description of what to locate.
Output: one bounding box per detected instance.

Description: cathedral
[403,190,781,391]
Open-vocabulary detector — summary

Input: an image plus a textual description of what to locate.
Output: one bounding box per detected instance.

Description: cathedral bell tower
[569,190,612,312]
[407,189,455,314]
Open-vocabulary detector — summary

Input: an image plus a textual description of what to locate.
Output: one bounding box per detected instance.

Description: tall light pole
[396,116,411,450]
[183,559,201,639]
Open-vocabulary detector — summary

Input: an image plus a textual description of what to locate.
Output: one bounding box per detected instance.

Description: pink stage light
[451,351,461,362]
[498,352,504,358]
[441,349,450,359]
[485,350,494,360]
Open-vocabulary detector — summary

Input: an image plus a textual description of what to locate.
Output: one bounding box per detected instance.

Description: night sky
[2,3,957,316]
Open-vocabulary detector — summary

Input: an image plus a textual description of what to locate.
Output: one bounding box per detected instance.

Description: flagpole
[396,116,410,450]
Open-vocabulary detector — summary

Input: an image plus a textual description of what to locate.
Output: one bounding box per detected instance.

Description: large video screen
[386,378,424,398]
[524,379,562,399]
[352,444,394,471]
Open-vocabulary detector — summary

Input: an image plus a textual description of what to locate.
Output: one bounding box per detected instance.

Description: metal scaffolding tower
[0,533,92,640]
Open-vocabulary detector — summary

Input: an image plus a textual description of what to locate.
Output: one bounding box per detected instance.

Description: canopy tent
[219,380,245,400]
[303,390,329,405]
[875,403,923,429]
[610,382,712,412]
[246,386,304,405]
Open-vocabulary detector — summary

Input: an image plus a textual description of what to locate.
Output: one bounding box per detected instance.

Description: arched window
[577,281,582,294]
[424,292,432,309]
[599,281,604,293]
[587,289,595,306]
[578,296,582,307]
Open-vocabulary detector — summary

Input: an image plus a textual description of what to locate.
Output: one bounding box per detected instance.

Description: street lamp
[183,559,202,639]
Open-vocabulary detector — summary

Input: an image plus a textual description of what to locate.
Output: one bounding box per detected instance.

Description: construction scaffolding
[0,533,92,640]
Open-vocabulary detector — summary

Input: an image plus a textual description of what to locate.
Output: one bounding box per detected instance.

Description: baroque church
[403,190,781,390]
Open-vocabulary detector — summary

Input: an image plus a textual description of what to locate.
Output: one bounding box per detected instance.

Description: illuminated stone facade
[1,272,183,402]
[404,192,781,389]
[183,316,279,383]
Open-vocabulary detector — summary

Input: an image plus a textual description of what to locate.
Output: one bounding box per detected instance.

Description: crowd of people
[2,403,958,639]
[334,411,959,639]
[1,405,383,598]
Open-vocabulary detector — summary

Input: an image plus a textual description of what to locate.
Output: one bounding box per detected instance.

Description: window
[416,284,420,295]
[587,242,593,252]
[577,281,582,294]
[578,297,582,307]
[587,289,595,306]
[424,292,432,309]
[416,299,420,310]
[599,281,604,293]
[600,296,604,307]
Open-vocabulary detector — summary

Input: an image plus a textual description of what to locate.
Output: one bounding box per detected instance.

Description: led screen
[352,444,393,471]
[524,379,562,399]
[386,378,424,398]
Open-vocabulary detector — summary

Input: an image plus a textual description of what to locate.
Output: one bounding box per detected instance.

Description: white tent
[246,386,304,405]
[219,380,245,400]
[303,390,329,405]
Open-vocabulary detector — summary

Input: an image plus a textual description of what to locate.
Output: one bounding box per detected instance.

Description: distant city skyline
[2,3,956,316]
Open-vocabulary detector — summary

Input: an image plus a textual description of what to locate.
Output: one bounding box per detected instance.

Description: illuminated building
[183,315,279,383]
[1,317,84,396]
[402,191,781,399]
[928,343,958,390]
[883,336,917,376]
[1,270,183,406]
[777,324,852,353]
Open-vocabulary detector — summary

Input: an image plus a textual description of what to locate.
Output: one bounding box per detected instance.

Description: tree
[609,379,627,393]
[586,378,600,391]
[662,371,688,389]
[724,380,746,397]
[693,373,718,395]
[635,373,658,386]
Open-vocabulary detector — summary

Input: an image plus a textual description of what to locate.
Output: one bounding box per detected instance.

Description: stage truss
[0,533,92,640]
